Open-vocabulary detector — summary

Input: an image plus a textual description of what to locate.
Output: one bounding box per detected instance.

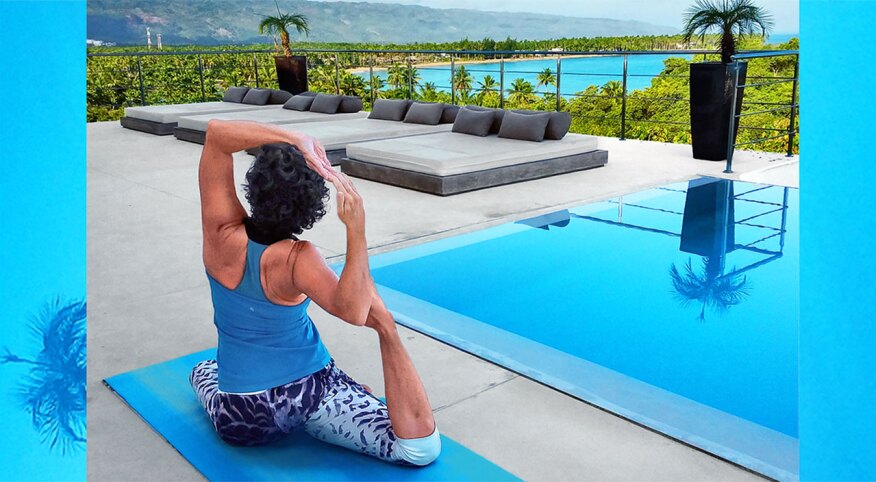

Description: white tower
[146,27,152,49]
[157,33,162,50]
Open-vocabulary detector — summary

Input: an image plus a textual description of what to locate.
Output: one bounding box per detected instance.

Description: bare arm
[199,120,335,238]
[289,174,372,326]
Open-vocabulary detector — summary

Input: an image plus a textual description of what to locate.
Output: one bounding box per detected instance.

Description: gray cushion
[498,110,551,142]
[440,104,460,124]
[338,96,363,113]
[223,86,250,103]
[310,93,343,114]
[403,102,444,125]
[241,88,272,105]
[283,94,315,111]
[513,109,572,140]
[368,99,411,121]
[463,105,504,134]
[268,89,293,105]
[451,107,495,137]
[299,91,318,97]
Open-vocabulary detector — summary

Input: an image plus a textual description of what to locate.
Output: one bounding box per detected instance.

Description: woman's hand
[295,134,335,180]
[331,173,365,233]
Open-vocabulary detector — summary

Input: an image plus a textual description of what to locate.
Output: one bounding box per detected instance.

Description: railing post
[137,55,146,106]
[620,54,628,140]
[499,58,505,108]
[197,55,206,101]
[407,55,413,100]
[786,55,799,157]
[724,61,742,173]
[555,56,562,112]
[253,53,260,88]
[334,52,341,95]
[369,53,375,105]
[450,55,456,105]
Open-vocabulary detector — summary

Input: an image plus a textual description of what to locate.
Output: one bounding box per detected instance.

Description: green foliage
[682,0,773,63]
[87,35,798,154]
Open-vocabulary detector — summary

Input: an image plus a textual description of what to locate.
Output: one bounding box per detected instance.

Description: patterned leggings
[189,359,440,466]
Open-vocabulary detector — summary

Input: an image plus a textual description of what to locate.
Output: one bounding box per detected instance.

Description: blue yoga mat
[105,349,518,481]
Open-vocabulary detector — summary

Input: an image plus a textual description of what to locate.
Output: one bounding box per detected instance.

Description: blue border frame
[0,1,86,480]
[800,1,876,480]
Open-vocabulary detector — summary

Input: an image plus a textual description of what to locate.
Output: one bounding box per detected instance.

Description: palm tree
[420,82,439,102]
[682,0,773,64]
[1,298,86,453]
[452,65,474,98]
[535,68,557,95]
[477,75,498,94]
[506,78,536,106]
[601,80,624,99]
[387,64,406,91]
[669,257,750,321]
[258,2,309,58]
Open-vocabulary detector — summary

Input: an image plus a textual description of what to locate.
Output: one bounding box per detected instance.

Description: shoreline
[346,53,611,74]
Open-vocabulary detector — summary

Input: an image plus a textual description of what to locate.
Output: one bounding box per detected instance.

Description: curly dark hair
[243,143,329,245]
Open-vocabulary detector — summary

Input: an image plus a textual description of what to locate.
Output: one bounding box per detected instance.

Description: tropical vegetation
[682,0,773,63]
[86,34,798,154]
[258,2,309,57]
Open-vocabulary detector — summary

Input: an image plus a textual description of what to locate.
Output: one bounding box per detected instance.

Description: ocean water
[359,32,798,96]
[360,53,691,95]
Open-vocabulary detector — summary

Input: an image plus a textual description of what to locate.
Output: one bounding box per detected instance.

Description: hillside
[87,0,678,45]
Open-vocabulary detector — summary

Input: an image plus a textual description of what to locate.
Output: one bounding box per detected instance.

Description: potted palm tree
[682,0,772,160]
[259,3,310,94]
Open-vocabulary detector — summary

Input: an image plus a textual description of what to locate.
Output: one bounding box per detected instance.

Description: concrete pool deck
[87,120,796,481]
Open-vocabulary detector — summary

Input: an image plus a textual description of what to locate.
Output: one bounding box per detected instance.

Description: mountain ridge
[87,0,679,45]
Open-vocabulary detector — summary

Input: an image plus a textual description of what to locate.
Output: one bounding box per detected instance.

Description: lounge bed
[173,109,369,144]
[120,87,292,135]
[341,106,608,195]
[246,100,458,165]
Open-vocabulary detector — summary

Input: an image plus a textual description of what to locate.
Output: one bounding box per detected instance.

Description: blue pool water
[369,178,798,478]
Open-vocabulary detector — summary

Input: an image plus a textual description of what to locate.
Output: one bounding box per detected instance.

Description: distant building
[86,39,115,46]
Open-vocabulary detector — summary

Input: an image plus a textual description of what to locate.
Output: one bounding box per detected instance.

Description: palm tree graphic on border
[1,298,86,453]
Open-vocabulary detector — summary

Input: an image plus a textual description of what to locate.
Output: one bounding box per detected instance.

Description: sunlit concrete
[87,120,783,481]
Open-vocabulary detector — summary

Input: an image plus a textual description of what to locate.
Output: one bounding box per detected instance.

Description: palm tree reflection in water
[0,298,86,453]
[670,179,751,321]
[670,256,750,322]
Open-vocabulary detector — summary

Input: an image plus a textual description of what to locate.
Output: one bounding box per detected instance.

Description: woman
[189,119,440,466]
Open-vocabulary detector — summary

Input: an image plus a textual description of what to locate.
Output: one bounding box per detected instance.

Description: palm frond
[2,297,87,454]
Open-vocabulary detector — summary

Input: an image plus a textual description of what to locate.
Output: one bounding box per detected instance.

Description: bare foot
[361,384,372,393]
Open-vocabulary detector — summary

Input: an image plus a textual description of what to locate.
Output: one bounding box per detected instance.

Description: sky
[320,0,799,33]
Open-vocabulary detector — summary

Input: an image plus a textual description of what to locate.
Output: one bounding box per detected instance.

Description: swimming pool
[369,178,798,480]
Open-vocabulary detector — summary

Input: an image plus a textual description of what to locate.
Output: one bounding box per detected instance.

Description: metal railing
[87,47,798,155]
[724,50,799,173]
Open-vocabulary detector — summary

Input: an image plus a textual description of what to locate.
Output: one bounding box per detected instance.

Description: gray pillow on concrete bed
[462,105,505,134]
[242,88,272,105]
[498,110,551,142]
[223,86,250,103]
[268,89,293,104]
[368,99,411,121]
[451,107,495,137]
[513,109,572,140]
[338,96,363,113]
[310,93,343,114]
[404,102,444,125]
[440,104,460,124]
[283,95,315,111]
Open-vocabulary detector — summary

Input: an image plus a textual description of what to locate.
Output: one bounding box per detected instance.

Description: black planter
[689,62,747,161]
[274,55,308,94]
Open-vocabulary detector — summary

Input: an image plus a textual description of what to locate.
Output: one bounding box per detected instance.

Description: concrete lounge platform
[87,119,796,481]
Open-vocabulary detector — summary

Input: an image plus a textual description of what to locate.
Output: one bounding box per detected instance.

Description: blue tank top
[207,239,331,393]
